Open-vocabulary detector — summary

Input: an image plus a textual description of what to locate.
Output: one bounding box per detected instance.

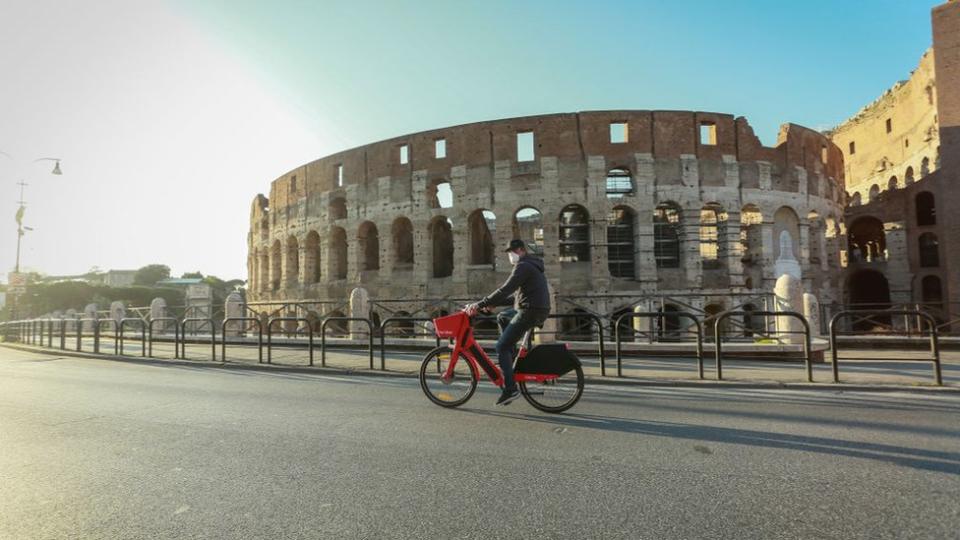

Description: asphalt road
[1,347,958,539]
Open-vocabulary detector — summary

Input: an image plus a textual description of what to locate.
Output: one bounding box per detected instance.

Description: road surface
[1,347,958,539]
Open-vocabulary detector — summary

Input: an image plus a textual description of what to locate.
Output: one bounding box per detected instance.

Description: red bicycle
[419,311,584,413]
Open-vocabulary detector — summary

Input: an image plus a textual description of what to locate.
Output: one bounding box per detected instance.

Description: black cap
[504,239,526,252]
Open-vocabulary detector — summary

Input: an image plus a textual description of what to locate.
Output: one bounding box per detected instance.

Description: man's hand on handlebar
[463,303,491,317]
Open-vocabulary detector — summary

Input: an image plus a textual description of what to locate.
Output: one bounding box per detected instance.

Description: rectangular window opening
[516,131,535,162]
[435,138,446,159]
[886,118,892,134]
[399,144,409,165]
[699,122,717,146]
[849,141,856,155]
[610,122,628,144]
[336,164,343,187]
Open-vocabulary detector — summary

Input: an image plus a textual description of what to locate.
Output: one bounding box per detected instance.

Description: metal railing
[714,310,812,382]
[119,318,147,357]
[613,311,704,379]
[266,317,313,365]
[320,317,374,369]
[148,318,181,358]
[179,318,217,361]
[220,317,263,363]
[829,310,941,385]
[378,317,440,371]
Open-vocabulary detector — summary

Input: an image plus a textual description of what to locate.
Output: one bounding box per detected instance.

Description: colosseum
[248,0,960,332]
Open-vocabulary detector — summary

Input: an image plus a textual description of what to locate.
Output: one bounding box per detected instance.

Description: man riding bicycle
[465,239,550,406]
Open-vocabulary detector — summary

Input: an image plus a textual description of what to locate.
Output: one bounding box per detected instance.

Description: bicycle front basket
[433,312,468,339]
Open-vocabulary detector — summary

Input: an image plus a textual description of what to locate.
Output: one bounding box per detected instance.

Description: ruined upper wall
[828,50,939,198]
[255,110,843,211]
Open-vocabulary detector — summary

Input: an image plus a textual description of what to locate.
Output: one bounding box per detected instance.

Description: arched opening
[358,221,380,271]
[847,216,885,263]
[656,304,681,339]
[329,227,348,280]
[559,204,590,263]
[654,203,681,268]
[391,217,414,271]
[513,207,544,255]
[740,204,763,271]
[704,303,725,341]
[468,209,496,265]
[607,206,635,278]
[916,192,936,226]
[919,233,939,267]
[847,270,891,329]
[742,304,764,337]
[430,217,454,278]
[921,275,943,304]
[561,309,593,341]
[850,192,861,206]
[270,240,281,291]
[305,231,321,284]
[427,179,453,209]
[329,197,347,220]
[921,157,930,177]
[868,184,880,202]
[887,176,898,191]
[606,167,633,198]
[391,311,414,337]
[699,203,726,268]
[905,166,915,185]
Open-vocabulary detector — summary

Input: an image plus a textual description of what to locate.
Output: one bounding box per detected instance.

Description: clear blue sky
[0,0,940,282]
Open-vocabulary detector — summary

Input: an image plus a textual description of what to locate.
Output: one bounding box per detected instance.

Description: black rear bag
[514,344,580,376]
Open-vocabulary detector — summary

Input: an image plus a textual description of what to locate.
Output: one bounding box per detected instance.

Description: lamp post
[2,152,63,327]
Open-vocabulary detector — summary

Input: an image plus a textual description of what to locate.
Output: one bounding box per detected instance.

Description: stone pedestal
[774,274,804,344]
[224,292,245,337]
[349,287,370,339]
[83,303,98,333]
[109,301,126,326]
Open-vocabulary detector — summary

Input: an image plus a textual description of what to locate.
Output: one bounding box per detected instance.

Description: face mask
[508,251,520,265]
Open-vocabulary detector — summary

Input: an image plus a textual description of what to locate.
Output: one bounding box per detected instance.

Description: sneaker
[496,387,521,406]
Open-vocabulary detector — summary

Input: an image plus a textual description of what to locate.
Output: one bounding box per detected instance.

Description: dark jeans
[495,308,549,391]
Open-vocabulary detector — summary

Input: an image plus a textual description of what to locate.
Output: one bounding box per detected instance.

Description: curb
[2,342,957,394]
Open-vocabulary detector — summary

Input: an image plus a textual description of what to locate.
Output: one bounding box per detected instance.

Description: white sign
[187,283,212,299]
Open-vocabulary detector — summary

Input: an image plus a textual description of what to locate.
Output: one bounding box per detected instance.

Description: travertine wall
[828,50,940,203]
[247,110,845,316]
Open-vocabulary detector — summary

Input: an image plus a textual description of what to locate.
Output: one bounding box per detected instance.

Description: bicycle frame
[440,312,559,386]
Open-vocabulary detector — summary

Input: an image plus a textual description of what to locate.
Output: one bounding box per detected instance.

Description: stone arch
[921,275,943,304]
[657,304,682,338]
[612,306,635,342]
[919,232,939,268]
[905,166,915,185]
[607,206,635,278]
[846,270,891,329]
[325,309,348,336]
[773,206,801,261]
[704,303,726,340]
[916,191,936,226]
[358,221,380,271]
[654,202,681,268]
[561,308,593,341]
[305,231,321,284]
[850,192,861,206]
[258,248,269,292]
[430,216,454,278]
[868,184,880,202]
[605,167,633,198]
[284,235,299,286]
[847,216,885,263]
[921,156,930,177]
[559,204,590,263]
[391,217,414,271]
[329,226,348,280]
[467,209,496,265]
[887,176,898,191]
[513,206,544,255]
[270,240,281,291]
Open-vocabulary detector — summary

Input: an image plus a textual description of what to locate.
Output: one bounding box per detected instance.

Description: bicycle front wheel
[419,346,478,408]
[519,365,584,413]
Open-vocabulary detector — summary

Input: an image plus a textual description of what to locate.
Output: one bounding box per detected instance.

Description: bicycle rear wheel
[519,365,584,413]
[419,346,478,408]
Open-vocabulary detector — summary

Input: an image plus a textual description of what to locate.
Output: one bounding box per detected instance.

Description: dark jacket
[477,255,550,311]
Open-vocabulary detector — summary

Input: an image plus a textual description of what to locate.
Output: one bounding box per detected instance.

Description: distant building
[0,292,6,311]
[102,270,137,288]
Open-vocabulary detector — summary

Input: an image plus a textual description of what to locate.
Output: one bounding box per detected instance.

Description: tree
[181,272,204,279]
[133,264,170,286]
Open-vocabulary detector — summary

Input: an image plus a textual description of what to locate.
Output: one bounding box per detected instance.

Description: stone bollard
[803,293,821,338]
[110,301,126,326]
[64,309,77,333]
[633,303,654,342]
[773,274,804,344]
[349,287,370,340]
[223,292,244,337]
[83,303,98,333]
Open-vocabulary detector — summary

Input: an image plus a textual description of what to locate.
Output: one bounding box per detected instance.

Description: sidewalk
[2,338,957,393]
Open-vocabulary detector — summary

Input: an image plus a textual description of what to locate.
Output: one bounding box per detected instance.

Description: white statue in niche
[774,230,802,279]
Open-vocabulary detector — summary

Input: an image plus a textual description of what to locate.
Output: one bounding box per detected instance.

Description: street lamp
[1,152,63,325]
